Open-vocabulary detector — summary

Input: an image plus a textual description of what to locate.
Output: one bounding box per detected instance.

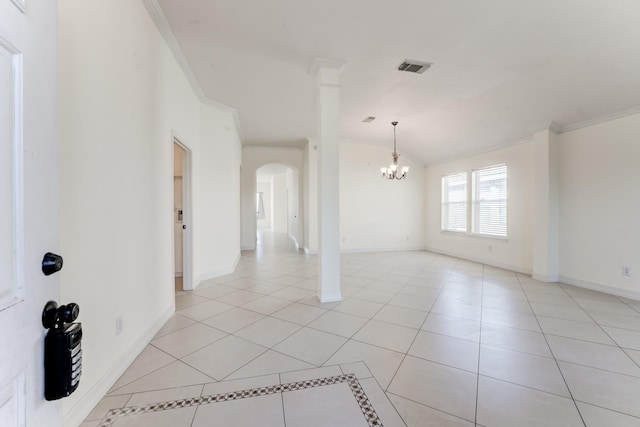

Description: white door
[0,1,60,426]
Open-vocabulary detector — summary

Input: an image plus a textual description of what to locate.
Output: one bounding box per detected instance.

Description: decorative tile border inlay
[99,373,382,426]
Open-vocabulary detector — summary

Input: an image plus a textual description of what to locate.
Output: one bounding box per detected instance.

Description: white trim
[532,273,559,283]
[559,275,640,302]
[425,106,640,167]
[63,306,174,427]
[196,253,241,288]
[140,0,244,143]
[200,98,244,143]
[425,136,531,167]
[288,234,301,251]
[318,291,342,303]
[424,246,533,276]
[558,105,640,134]
[12,41,24,303]
[172,135,194,291]
[339,246,427,254]
[548,121,561,134]
[303,247,427,255]
[0,37,25,310]
[0,371,25,427]
[140,0,204,99]
[10,0,25,13]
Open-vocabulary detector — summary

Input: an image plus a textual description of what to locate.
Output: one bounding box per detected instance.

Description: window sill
[440,230,508,241]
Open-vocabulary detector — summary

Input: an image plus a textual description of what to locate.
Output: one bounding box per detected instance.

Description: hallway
[82,231,640,426]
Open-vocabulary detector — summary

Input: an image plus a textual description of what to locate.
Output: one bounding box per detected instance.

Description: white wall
[425,142,535,273]
[339,142,426,252]
[303,140,318,253]
[286,168,301,244]
[303,140,426,254]
[558,113,640,297]
[58,1,241,424]
[195,104,242,281]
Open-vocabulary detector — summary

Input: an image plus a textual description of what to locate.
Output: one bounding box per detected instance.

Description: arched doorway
[255,163,302,252]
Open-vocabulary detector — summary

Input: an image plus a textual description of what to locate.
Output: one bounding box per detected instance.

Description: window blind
[472,164,507,237]
[441,172,467,232]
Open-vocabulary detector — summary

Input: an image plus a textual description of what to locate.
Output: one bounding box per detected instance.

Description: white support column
[311,58,345,302]
[532,125,560,282]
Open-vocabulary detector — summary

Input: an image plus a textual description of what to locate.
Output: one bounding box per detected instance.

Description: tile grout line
[382,254,457,396]
[515,273,587,427]
[473,263,486,426]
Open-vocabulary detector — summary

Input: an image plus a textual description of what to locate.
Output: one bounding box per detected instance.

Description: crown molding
[141,0,244,143]
[558,105,640,133]
[425,136,532,168]
[548,121,561,134]
[426,105,640,167]
[141,0,204,99]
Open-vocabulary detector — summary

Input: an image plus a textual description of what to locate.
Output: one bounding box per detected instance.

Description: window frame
[471,164,507,238]
[439,164,508,239]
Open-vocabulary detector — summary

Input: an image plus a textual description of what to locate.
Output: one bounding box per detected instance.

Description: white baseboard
[318,291,342,303]
[288,234,301,251]
[424,246,533,275]
[340,246,427,254]
[195,253,241,289]
[63,306,174,427]
[302,246,426,256]
[532,273,559,283]
[559,275,640,301]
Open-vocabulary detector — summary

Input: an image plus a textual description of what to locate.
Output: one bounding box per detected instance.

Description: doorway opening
[173,139,193,291]
[255,163,302,253]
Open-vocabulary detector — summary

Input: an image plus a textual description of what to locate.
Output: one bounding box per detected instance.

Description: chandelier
[380,121,409,180]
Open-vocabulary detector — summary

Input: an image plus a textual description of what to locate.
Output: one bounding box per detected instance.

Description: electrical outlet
[622,266,632,277]
[115,315,123,336]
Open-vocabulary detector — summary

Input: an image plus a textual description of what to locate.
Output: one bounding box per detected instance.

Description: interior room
[1,0,639,426]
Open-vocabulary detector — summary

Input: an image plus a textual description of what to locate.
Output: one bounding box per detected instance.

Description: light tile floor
[82,231,640,426]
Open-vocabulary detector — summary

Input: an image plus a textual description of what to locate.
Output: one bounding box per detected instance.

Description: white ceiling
[157,0,640,165]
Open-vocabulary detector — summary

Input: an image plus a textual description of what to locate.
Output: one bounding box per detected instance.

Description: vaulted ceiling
[157,0,640,165]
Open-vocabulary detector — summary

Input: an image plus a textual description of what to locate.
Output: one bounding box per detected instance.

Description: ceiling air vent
[397,60,432,74]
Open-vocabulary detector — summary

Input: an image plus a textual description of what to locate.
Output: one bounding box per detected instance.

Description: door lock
[42,252,63,276]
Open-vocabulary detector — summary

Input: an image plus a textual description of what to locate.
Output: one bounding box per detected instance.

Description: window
[441,172,467,232]
[256,192,265,219]
[472,164,507,237]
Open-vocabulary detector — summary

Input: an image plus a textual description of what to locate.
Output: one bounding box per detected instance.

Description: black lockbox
[42,301,83,401]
